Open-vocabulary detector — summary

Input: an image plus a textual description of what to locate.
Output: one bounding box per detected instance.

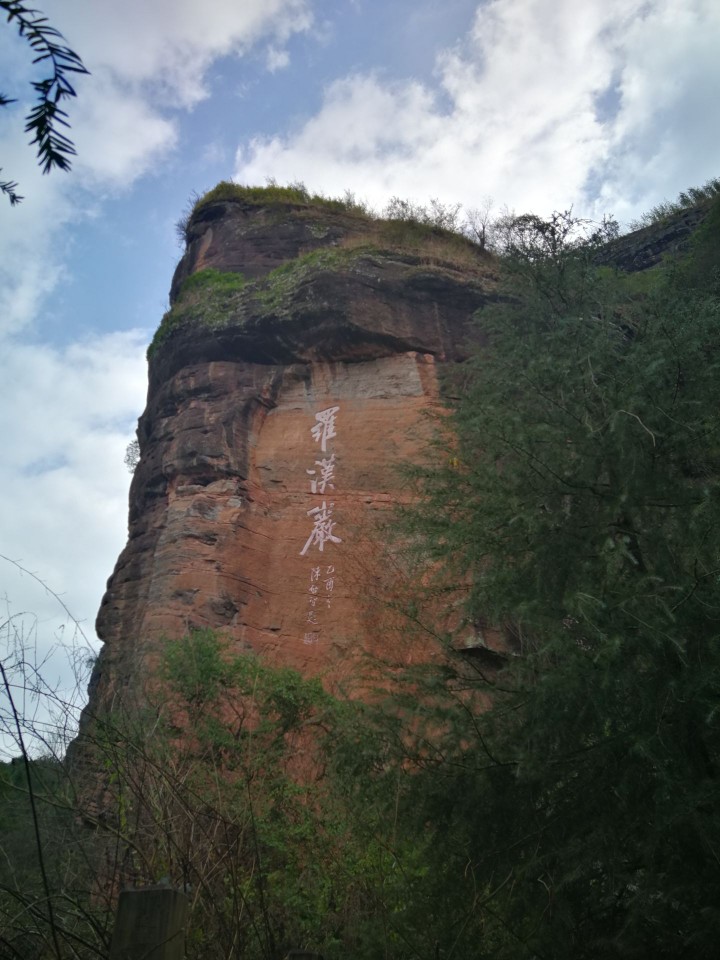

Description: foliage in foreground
[1,631,419,960]
[397,200,720,958]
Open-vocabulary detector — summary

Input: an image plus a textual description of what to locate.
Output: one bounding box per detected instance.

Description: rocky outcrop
[88,195,497,712]
[170,197,378,300]
[86,190,715,721]
[596,203,710,272]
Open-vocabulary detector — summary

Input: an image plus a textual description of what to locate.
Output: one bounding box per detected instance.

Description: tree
[396,202,720,957]
[463,195,495,250]
[123,438,140,473]
[1,1,88,205]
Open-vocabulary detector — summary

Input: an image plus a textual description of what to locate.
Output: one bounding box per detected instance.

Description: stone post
[109,887,188,960]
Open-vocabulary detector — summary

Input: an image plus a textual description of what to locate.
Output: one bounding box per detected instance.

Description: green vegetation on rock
[147,267,249,358]
[178,266,248,296]
[178,178,490,251]
[147,231,486,362]
[152,192,491,362]
[254,246,357,314]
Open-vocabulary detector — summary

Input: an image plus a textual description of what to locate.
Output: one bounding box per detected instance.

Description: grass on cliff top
[150,183,720,363]
[179,180,491,252]
[184,179,372,227]
[183,182,488,274]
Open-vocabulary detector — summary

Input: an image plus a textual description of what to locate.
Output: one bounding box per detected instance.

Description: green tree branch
[1,0,88,204]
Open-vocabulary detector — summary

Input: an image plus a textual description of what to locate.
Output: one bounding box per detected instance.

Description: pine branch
[1,1,88,202]
[0,172,23,205]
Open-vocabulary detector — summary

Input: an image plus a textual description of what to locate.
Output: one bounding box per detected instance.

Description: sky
[1,0,719,754]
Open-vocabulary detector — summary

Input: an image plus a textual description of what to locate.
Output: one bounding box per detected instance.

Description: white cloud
[234,0,720,224]
[0,329,147,607]
[0,155,74,335]
[70,71,178,187]
[267,46,291,72]
[596,0,720,218]
[0,329,148,755]
[1,0,316,338]
[42,0,313,108]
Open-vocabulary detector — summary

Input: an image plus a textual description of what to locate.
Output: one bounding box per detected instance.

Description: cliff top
[148,181,716,388]
[147,184,495,386]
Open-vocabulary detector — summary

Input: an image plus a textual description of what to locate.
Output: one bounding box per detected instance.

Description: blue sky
[1,0,719,753]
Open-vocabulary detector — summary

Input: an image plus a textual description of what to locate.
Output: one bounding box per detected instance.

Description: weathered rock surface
[88,197,497,713]
[170,199,379,300]
[595,203,710,272]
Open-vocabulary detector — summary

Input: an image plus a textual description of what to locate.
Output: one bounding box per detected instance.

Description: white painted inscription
[311,406,340,452]
[300,501,342,556]
[306,453,336,494]
[300,408,342,643]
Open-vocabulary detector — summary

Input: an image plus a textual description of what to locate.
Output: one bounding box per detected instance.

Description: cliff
[88,187,497,713]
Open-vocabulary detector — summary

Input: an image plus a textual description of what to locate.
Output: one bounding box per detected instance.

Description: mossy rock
[148,268,249,358]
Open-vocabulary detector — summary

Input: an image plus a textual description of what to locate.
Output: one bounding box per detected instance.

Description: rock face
[89,195,496,711]
[595,202,711,272]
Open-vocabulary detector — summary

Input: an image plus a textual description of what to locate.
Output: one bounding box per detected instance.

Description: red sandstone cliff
[88,190,497,714]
